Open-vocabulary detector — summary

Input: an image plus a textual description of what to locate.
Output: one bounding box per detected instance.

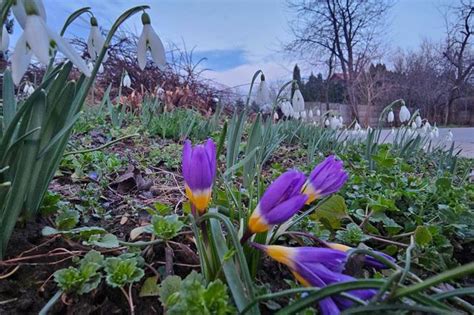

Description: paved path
[380,128,474,158]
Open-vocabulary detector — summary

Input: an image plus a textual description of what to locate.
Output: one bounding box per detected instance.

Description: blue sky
[11,0,454,87]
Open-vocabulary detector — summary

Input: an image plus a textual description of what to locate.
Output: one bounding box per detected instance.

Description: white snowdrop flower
[308,109,313,119]
[1,25,9,52]
[446,130,453,142]
[156,87,165,101]
[330,117,339,130]
[212,97,219,103]
[387,110,394,123]
[98,63,104,74]
[324,119,330,127]
[23,82,30,94]
[293,111,300,119]
[273,112,279,120]
[12,0,46,29]
[411,121,417,129]
[430,130,435,139]
[316,109,321,116]
[87,17,107,62]
[87,61,94,72]
[423,121,431,133]
[11,1,91,85]
[300,110,307,120]
[415,115,422,128]
[280,100,294,118]
[122,72,131,88]
[399,105,411,123]
[292,87,305,112]
[255,74,271,108]
[137,12,166,70]
[27,84,35,95]
[390,127,395,135]
[339,115,343,124]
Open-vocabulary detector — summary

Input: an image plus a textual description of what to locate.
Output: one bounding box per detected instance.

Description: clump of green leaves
[104,254,145,288]
[146,214,184,240]
[159,271,234,315]
[54,251,104,295]
[55,209,80,230]
[336,223,369,245]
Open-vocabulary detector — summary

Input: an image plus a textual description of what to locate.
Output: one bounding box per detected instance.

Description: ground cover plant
[0,1,473,314]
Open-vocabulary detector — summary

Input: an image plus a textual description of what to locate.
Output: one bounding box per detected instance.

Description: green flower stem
[63,133,139,156]
[391,262,474,299]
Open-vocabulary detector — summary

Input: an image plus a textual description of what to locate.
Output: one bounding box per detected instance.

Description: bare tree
[442,0,474,125]
[286,0,392,119]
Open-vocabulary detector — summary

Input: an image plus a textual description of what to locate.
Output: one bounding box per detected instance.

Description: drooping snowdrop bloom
[339,116,343,124]
[387,110,394,123]
[411,121,417,129]
[422,121,431,133]
[415,115,422,128]
[122,72,131,88]
[23,82,35,95]
[300,110,307,120]
[324,119,330,127]
[137,12,166,70]
[1,25,9,52]
[433,125,439,138]
[399,105,411,123]
[446,130,453,142]
[280,100,294,118]
[308,109,313,119]
[254,74,271,109]
[11,0,90,84]
[245,170,307,236]
[87,17,107,62]
[329,116,339,130]
[292,86,305,113]
[252,244,378,315]
[302,155,348,204]
[316,109,321,116]
[182,139,216,214]
[273,112,279,121]
[156,87,165,101]
[293,111,300,120]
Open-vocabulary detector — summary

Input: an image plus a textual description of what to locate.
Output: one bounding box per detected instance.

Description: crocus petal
[48,29,91,76]
[205,138,216,179]
[295,247,347,273]
[182,140,192,183]
[248,207,271,233]
[11,33,32,85]
[264,195,308,224]
[259,170,306,214]
[145,24,166,69]
[25,15,50,65]
[137,26,148,70]
[187,145,213,191]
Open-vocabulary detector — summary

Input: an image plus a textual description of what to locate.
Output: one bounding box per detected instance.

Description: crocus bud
[246,170,307,235]
[182,139,216,214]
[302,155,348,204]
[253,244,376,315]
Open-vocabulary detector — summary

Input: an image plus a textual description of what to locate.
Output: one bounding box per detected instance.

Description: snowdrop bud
[273,112,279,120]
[387,110,394,123]
[446,130,453,142]
[122,72,131,88]
[300,111,307,119]
[293,111,300,119]
[23,82,30,94]
[27,84,35,95]
[415,115,422,128]
[422,121,431,132]
[138,12,166,70]
[399,105,410,123]
[255,74,271,108]
[433,126,439,138]
[1,25,9,52]
[87,16,108,62]
[411,121,417,129]
[316,109,321,116]
[292,88,305,113]
[308,109,313,119]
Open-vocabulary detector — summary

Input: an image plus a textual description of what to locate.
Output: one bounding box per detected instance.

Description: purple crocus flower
[182,139,216,214]
[253,244,377,315]
[302,155,348,204]
[246,170,308,236]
